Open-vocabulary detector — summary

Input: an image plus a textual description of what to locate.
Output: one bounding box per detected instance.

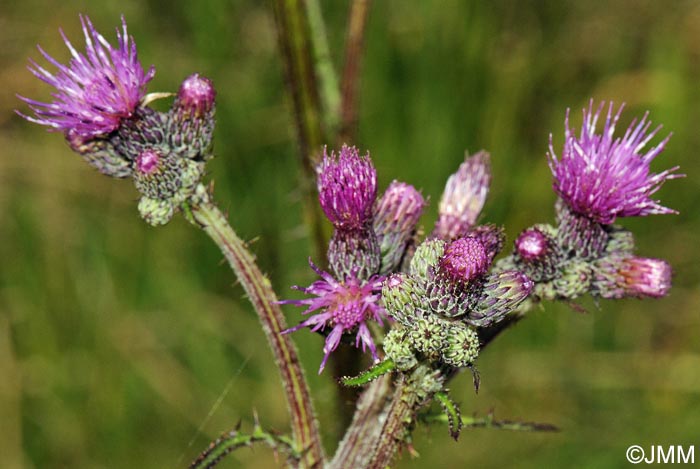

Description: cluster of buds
[382,233,532,371]
[497,101,680,302]
[17,15,216,226]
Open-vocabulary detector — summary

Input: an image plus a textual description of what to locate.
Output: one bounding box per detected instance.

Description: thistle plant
[17,11,683,469]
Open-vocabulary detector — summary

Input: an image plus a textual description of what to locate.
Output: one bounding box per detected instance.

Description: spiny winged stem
[184,184,324,468]
[330,364,446,468]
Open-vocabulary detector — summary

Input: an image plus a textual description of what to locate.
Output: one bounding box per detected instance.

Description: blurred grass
[1,0,699,467]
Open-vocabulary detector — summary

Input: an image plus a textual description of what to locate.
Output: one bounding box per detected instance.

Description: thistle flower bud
[374,181,426,274]
[424,277,470,318]
[169,73,216,160]
[383,328,418,371]
[410,238,446,279]
[593,255,671,299]
[175,73,216,117]
[434,151,491,240]
[514,224,561,282]
[553,259,593,299]
[66,130,131,178]
[327,228,380,281]
[382,273,428,325]
[439,322,480,368]
[132,149,205,226]
[469,224,505,264]
[438,237,489,285]
[409,315,448,359]
[317,145,377,230]
[556,200,608,259]
[469,271,533,327]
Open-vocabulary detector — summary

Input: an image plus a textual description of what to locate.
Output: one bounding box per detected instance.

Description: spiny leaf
[340,358,395,387]
[189,424,298,469]
[434,391,462,440]
[420,409,559,434]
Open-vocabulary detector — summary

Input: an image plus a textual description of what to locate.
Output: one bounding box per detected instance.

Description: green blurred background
[1,0,699,467]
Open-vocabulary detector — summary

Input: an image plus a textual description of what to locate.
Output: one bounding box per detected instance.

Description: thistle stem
[338,0,372,144]
[186,187,324,468]
[273,0,330,264]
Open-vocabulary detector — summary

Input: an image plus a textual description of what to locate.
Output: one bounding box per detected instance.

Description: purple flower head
[548,101,682,224]
[434,151,491,240]
[18,15,155,138]
[438,237,489,284]
[175,73,216,118]
[317,145,377,230]
[282,260,386,373]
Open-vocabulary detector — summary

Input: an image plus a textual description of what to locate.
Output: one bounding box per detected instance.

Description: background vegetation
[1,0,699,467]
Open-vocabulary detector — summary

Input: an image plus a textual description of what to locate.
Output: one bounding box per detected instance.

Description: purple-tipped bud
[622,258,672,298]
[434,151,491,240]
[317,145,377,230]
[136,149,160,175]
[516,228,549,261]
[439,237,489,285]
[382,273,429,325]
[175,73,216,117]
[514,224,562,282]
[548,100,682,224]
[469,271,533,327]
[168,74,216,161]
[374,181,426,274]
[17,15,155,138]
[593,255,671,299]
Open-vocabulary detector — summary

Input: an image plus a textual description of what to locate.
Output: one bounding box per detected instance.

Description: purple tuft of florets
[136,149,160,175]
[282,260,386,373]
[317,145,377,230]
[434,151,491,240]
[439,237,489,284]
[548,100,682,224]
[175,73,216,117]
[620,257,672,298]
[17,15,155,138]
[516,227,550,262]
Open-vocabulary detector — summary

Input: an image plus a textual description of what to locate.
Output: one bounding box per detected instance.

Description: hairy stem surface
[186,188,324,468]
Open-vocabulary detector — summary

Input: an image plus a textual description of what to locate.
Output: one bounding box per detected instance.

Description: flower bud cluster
[490,101,679,304]
[382,234,532,371]
[16,15,218,227]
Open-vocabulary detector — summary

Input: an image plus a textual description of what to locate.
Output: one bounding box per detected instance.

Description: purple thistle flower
[548,100,682,224]
[282,260,386,373]
[317,145,377,230]
[434,151,491,240]
[17,15,155,138]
